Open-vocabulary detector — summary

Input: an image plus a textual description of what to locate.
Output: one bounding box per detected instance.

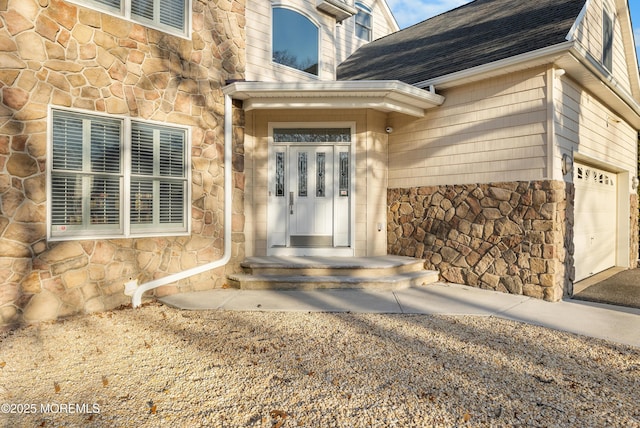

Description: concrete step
[239,255,426,277]
[227,270,439,291]
[227,256,439,291]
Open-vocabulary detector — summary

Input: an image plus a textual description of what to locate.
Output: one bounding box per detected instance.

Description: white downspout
[130,94,234,308]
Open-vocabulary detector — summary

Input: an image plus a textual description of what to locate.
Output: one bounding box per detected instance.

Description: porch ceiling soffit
[221,81,445,118]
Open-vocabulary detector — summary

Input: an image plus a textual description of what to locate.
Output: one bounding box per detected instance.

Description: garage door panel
[573,163,617,282]
[573,216,616,236]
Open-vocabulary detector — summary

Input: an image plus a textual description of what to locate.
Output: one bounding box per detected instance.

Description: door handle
[289,191,294,215]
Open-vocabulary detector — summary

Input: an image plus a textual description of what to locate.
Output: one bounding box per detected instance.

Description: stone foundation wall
[0,0,246,327]
[388,181,573,301]
[631,193,639,268]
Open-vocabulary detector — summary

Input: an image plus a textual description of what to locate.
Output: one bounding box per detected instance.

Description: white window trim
[66,0,192,40]
[355,2,373,42]
[270,5,322,78]
[601,3,615,72]
[47,106,192,241]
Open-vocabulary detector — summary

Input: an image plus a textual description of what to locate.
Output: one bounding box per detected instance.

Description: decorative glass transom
[273,128,351,143]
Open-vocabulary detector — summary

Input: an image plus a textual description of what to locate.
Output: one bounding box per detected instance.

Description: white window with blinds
[68,0,190,37]
[48,108,190,240]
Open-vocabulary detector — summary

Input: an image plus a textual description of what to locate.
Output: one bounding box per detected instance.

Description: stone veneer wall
[632,194,639,268]
[0,0,246,327]
[388,181,573,301]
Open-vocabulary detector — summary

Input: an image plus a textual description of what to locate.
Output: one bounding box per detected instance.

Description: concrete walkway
[159,282,640,348]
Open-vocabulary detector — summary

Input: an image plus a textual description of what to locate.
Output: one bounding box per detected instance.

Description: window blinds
[50,110,188,238]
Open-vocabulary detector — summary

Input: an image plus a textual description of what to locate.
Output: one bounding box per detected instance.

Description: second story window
[75,0,188,36]
[355,3,372,42]
[602,5,614,71]
[272,7,319,76]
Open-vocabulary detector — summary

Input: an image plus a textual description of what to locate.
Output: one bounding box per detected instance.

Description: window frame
[355,2,373,42]
[602,4,614,72]
[47,107,192,241]
[66,0,192,39]
[271,6,321,77]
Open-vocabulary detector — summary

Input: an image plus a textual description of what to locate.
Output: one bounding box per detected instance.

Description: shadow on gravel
[5,295,637,427]
[145,290,640,426]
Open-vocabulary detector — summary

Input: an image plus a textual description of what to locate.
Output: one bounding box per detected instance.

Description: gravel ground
[0,302,639,427]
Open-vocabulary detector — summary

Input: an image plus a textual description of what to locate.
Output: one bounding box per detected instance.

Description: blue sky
[388,0,640,63]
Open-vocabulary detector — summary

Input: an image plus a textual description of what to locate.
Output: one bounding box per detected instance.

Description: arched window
[355,3,372,41]
[272,7,319,75]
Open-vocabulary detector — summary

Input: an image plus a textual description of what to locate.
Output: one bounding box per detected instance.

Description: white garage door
[573,163,617,282]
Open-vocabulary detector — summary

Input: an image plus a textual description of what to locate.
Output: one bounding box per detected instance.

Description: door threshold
[267,247,355,257]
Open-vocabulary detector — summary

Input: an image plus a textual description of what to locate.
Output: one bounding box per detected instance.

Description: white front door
[289,146,334,247]
[267,126,353,256]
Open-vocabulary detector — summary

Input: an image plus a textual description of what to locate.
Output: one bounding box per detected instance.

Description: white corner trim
[565,0,590,41]
[378,0,400,31]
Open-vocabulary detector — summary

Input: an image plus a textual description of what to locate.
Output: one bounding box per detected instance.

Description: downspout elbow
[130,94,234,308]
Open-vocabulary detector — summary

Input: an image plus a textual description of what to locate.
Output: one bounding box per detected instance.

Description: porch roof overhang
[222,80,446,118]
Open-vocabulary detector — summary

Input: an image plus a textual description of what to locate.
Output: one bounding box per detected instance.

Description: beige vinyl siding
[388,68,549,188]
[244,109,388,257]
[245,2,278,82]
[555,76,637,176]
[572,0,632,92]
[363,110,389,256]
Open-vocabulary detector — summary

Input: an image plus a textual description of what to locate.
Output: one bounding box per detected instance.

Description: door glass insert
[298,152,307,197]
[339,151,349,196]
[275,152,285,197]
[316,152,325,197]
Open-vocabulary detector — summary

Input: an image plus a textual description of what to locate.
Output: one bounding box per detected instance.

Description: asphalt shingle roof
[337,0,586,85]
